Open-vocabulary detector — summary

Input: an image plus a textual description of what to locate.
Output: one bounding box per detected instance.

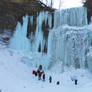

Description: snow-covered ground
[0,42,92,92]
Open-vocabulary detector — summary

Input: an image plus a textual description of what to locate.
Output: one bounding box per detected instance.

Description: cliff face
[0,0,54,31]
[84,0,92,22]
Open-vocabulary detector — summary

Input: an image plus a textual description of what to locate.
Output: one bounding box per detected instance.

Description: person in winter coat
[32,65,45,81]
[37,65,44,80]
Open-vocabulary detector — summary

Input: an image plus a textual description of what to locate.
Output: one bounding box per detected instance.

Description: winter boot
[75,79,78,85]
[49,76,52,83]
[43,74,45,81]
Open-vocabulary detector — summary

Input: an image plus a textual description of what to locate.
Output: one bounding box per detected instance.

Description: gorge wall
[84,0,92,22]
[0,0,54,31]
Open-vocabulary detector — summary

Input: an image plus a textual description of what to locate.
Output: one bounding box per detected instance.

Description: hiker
[37,65,44,80]
[32,65,45,81]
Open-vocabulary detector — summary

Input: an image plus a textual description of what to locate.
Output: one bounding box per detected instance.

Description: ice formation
[9,7,92,71]
[54,7,87,28]
[9,16,31,53]
[48,26,88,69]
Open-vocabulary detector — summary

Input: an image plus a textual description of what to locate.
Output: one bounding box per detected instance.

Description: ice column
[32,12,50,53]
[9,16,31,52]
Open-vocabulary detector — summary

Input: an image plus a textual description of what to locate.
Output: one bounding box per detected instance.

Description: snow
[0,42,92,92]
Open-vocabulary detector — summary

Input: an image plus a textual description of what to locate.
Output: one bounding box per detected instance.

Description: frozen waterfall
[31,12,48,53]
[9,12,52,69]
[48,25,88,70]
[9,16,31,52]
[86,22,92,72]
[9,7,92,71]
[54,7,87,28]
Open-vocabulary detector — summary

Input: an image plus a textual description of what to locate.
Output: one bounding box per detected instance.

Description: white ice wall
[9,7,91,71]
[9,16,31,53]
[48,25,88,69]
[54,7,87,28]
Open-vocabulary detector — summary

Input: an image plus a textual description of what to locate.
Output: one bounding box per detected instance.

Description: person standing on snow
[32,65,45,81]
[37,65,45,80]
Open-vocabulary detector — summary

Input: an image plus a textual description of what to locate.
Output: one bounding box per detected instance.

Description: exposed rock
[84,0,92,23]
[0,0,54,31]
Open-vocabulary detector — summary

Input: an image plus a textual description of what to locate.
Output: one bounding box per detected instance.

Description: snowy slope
[0,42,92,92]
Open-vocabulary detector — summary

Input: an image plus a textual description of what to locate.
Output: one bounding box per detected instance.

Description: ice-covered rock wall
[48,25,88,69]
[9,16,31,52]
[54,7,87,28]
[30,12,52,53]
[86,23,92,72]
[9,12,52,69]
[9,7,91,70]
[47,7,89,70]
